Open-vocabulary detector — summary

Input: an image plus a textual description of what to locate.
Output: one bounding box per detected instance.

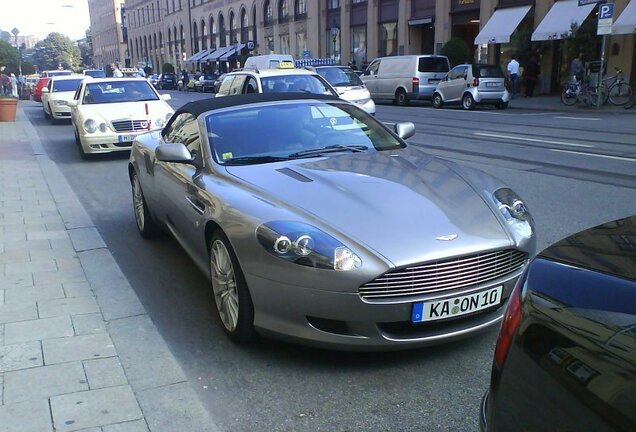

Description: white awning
[613,0,636,34]
[474,5,532,45]
[408,17,433,26]
[532,0,595,41]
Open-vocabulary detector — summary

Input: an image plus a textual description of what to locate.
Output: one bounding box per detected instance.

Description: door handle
[186,196,205,215]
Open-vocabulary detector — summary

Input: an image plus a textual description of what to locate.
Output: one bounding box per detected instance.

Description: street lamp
[330,23,339,63]
[11,28,22,76]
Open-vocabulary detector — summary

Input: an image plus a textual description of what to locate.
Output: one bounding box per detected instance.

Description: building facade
[122,0,635,91]
[88,0,128,69]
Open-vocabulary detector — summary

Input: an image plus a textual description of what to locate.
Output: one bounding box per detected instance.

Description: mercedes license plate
[411,286,503,323]
[118,134,136,143]
[486,82,499,87]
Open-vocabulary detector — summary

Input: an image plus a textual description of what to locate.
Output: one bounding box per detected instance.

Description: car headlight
[256,221,362,271]
[154,117,165,128]
[98,123,108,133]
[165,112,173,122]
[354,98,371,105]
[54,100,68,106]
[84,119,97,133]
[493,188,533,238]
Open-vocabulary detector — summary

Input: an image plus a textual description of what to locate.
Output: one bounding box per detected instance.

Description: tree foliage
[162,62,175,73]
[0,40,20,75]
[79,29,93,67]
[440,38,470,67]
[32,32,81,71]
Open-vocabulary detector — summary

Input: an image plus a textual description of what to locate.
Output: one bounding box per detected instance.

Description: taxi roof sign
[277,61,295,69]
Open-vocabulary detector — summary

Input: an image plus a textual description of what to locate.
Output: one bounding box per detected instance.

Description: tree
[79,29,93,67]
[162,62,174,73]
[440,38,470,67]
[32,32,81,71]
[0,40,20,75]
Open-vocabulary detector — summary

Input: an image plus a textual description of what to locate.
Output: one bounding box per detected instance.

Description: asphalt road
[22,91,636,432]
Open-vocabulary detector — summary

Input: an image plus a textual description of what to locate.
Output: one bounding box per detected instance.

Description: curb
[17,105,220,432]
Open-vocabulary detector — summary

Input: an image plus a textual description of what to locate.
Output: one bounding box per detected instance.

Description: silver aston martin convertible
[128,93,536,350]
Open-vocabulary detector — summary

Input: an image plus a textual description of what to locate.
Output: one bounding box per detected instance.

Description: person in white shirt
[112,64,123,78]
[507,56,520,98]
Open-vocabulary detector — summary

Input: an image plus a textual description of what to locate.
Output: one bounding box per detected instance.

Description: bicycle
[601,67,633,105]
[561,76,605,107]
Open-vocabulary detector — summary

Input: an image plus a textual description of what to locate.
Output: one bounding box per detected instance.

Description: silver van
[361,55,450,105]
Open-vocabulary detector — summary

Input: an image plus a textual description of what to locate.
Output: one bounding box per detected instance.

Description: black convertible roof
[175,93,341,118]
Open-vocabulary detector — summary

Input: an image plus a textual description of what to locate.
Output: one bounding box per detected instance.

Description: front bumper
[354,98,376,115]
[244,267,522,350]
[51,105,72,119]
[79,130,153,154]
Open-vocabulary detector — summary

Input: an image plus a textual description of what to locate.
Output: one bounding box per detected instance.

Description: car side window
[179,115,203,164]
[244,77,258,94]
[449,66,467,80]
[74,84,83,101]
[217,76,234,96]
[229,75,247,95]
[163,113,189,143]
[367,60,380,76]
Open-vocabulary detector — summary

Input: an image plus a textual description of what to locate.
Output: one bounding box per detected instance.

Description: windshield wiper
[223,155,291,165]
[288,145,368,159]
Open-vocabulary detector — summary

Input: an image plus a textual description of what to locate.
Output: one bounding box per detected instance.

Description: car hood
[225,147,512,267]
[338,87,371,103]
[51,91,76,102]
[78,100,173,124]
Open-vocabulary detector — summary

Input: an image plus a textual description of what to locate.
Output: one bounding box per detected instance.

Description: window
[296,32,307,58]
[193,22,199,52]
[279,0,289,22]
[327,0,340,9]
[367,59,380,75]
[244,77,258,93]
[164,113,200,162]
[219,13,226,47]
[295,0,306,18]
[418,57,449,73]
[229,75,247,95]
[449,66,468,80]
[352,0,366,3]
[210,17,216,48]
[351,26,366,67]
[240,8,249,42]
[217,75,235,95]
[378,22,397,57]
[280,34,290,54]
[264,0,273,26]
[229,11,237,44]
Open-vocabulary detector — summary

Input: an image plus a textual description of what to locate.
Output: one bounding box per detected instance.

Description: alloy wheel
[210,239,240,332]
[132,174,145,232]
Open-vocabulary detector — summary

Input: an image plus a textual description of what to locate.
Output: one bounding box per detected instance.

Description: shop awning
[613,0,636,34]
[474,5,532,45]
[220,44,246,61]
[531,0,595,41]
[205,46,234,61]
[185,49,209,63]
[199,48,220,62]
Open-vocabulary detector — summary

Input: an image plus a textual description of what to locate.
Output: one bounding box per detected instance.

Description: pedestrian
[570,53,584,83]
[9,73,18,97]
[507,55,520,98]
[112,64,123,78]
[0,74,9,96]
[524,56,540,97]
[181,69,189,91]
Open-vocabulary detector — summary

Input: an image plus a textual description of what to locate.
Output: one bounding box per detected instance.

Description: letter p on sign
[599,4,614,19]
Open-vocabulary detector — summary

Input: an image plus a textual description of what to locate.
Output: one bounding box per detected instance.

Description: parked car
[69,78,173,159]
[361,55,450,105]
[215,67,337,98]
[33,77,50,102]
[41,70,74,78]
[244,54,294,70]
[157,73,177,90]
[128,93,535,349]
[147,74,160,88]
[178,75,199,91]
[433,64,510,110]
[480,215,636,431]
[41,75,86,123]
[194,73,219,92]
[83,69,106,78]
[308,65,376,115]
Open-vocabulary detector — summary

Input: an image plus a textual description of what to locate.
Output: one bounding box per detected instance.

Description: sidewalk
[507,93,636,113]
[0,103,217,432]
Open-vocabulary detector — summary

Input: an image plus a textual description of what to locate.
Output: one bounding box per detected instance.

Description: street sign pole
[596,0,614,108]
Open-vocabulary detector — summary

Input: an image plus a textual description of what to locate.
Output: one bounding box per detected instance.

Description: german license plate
[486,82,499,87]
[411,286,503,323]
[429,79,440,84]
[118,134,136,143]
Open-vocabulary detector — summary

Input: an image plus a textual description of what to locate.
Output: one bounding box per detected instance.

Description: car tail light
[412,77,419,93]
[494,275,523,369]
[473,78,480,87]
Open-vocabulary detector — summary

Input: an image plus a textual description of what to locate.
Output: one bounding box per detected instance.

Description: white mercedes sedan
[69,78,174,159]
[41,75,86,123]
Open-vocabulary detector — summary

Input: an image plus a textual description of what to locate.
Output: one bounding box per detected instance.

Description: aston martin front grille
[111,119,149,132]
[359,249,527,299]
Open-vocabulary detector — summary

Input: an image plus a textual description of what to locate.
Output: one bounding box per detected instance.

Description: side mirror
[363,69,370,76]
[67,100,78,107]
[161,94,171,101]
[41,87,50,94]
[394,122,415,140]
[156,143,194,164]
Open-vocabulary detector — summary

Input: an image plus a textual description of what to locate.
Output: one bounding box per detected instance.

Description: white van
[361,55,450,105]
[244,54,295,70]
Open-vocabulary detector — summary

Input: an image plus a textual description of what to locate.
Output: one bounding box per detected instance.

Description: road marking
[474,132,593,148]
[554,116,601,121]
[550,149,636,162]
[411,107,564,116]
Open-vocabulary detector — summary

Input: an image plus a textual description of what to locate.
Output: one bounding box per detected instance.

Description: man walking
[507,55,520,99]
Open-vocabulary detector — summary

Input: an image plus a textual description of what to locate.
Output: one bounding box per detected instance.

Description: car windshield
[473,65,505,78]
[84,70,106,78]
[261,75,335,95]
[316,67,363,87]
[418,58,449,73]
[47,71,73,77]
[203,74,216,80]
[206,101,405,165]
[82,81,159,104]
[52,79,83,92]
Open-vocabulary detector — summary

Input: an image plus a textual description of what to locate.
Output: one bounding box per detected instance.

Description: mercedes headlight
[256,221,362,271]
[84,119,97,134]
[154,117,166,128]
[493,188,533,238]
[98,123,107,133]
[54,100,68,106]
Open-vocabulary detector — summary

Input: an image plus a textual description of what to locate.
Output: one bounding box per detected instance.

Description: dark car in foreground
[129,93,535,350]
[481,215,636,431]
[157,73,177,90]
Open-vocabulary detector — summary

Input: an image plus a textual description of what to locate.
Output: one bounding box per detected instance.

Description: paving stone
[72,313,106,336]
[0,373,3,404]
[0,341,43,373]
[137,382,218,432]
[4,259,58,275]
[34,270,87,286]
[0,231,26,242]
[38,297,100,319]
[0,302,38,325]
[4,284,65,304]
[0,249,30,264]
[1,239,52,252]
[24,215,64,225]
[50,238,75,250]
[64,282,93,298]
[0,289,4,305]
[43,333,116,365]
[27,230,68,241]
[0,272,34,289]
[84,357,127,389]
[4,361,88,403]
[4,315,74,345]
[56,257,84,272]
[51,385,143,432]
[69,228,106,252]
[30,247,78,261]
[102,419,149,432]
[0,399,53,432]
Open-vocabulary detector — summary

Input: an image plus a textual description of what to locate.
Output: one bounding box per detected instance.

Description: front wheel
[432,93,443,109]
[608,82,633,106]
[209,231,256,342]
[462,93,475,110]
[560,86,578,106]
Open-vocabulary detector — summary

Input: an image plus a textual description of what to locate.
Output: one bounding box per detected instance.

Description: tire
[395,89,409,106]
[209,231,256,342]
[48,105,57,124]
[44,106,50,120]
[432,93,443,109]
[496,102,508,109]
[73,126,81,146]
[462,93,475,110]
[131,171,159,238]
[560,87,578,106]
[77,133,93,160]
[608,82,633,106]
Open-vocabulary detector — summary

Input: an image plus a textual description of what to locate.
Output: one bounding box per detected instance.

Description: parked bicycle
[561,76,605,107]
[601,67,633,105]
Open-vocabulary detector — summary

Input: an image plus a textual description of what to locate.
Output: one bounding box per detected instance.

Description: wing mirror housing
[41,87,50,93]
[156,143,194,164]
[394,122,415,140]
[160,94,171,101]
[67,100,78,107]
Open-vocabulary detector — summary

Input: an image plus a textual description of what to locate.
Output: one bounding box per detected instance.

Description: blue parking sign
[599,3,614,19]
